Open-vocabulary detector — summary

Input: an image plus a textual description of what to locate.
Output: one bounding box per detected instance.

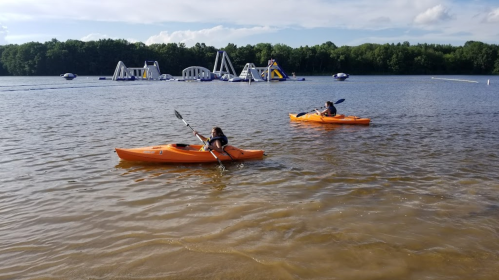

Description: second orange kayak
[289,113,370,125]
[115,144,265,163]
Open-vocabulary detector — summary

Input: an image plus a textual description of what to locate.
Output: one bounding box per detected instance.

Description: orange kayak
[289,113,370,125]
[115,144,265,163]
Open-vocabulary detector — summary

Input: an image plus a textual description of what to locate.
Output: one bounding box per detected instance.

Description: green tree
[272,43,293,71]
[254,43,273,66]
[1,39,498,76]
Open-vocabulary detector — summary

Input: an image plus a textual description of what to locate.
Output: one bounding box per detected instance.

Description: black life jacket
[209,136,228,146]
[200,135,228,151]
[327,105,337,116]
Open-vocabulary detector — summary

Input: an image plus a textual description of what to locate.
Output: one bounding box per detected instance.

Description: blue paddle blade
[296,112,307,117]
[335,99,345,104]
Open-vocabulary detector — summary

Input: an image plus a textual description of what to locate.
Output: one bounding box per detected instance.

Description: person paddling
[317,101,337,117]
[193,127,228,153]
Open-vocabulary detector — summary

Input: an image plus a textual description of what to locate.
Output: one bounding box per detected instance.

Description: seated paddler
[319,101,337,117]
[193,127,228,153]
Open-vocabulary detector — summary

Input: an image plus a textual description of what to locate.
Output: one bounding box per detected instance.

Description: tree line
[0,39,498,76]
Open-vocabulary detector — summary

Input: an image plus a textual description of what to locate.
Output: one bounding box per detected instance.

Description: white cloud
[0,0,444,29]
[145,25,279,47]
[369,17,391,24]
[5,33,54,42]
[0,23,8,44]
[81,33,109,41]
[485,8,499,23]
[414,4,453,25]
[80,33,139,44]
[1,1,498,46]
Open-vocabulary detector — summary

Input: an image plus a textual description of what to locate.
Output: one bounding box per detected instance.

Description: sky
[1,0,498,48]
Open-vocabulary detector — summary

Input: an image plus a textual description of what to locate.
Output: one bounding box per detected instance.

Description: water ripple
[1,76,498,279]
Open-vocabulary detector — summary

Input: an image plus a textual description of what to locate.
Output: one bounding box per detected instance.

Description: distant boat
[60,73,77,80]
[333,73,349,81]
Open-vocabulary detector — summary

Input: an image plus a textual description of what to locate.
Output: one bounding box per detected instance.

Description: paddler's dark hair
[212,127,225,137]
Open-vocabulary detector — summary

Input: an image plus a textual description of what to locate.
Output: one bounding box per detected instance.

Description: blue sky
[1,0,498,47]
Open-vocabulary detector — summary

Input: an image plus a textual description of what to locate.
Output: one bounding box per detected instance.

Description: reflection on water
[0,76,498,279]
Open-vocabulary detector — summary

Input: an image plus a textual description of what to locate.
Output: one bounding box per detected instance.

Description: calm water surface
[1,76,498,279]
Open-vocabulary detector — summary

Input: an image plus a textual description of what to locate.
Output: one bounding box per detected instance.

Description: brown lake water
[1,75,498,279]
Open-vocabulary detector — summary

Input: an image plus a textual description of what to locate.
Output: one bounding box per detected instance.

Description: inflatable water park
[111,60,162,81]
[107,51,305,83]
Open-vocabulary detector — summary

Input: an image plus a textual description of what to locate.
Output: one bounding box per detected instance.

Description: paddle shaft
[181,120,206,144]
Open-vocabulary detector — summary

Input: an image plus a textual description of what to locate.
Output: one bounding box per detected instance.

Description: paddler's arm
[209,139,225,153]
[193,131,207,141]
[318,108,328,116]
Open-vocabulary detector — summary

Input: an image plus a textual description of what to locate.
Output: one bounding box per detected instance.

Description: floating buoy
[60,73,77,80]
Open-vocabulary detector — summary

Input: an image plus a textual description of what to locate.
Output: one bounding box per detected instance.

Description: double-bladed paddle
[296,99,345,117]
[174,110,226,171]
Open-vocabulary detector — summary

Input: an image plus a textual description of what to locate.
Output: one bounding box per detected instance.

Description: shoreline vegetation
[0,39,498,76]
